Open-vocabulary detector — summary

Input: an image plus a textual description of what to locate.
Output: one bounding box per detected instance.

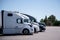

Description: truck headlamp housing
[28,24,32,27]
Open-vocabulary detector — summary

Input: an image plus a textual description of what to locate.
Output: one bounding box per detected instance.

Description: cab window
[8,13,13,16]
[24,19,28,23]
[17,18,23,24]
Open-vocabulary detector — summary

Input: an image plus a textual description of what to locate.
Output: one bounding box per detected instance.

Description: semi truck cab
[0,10,34,35]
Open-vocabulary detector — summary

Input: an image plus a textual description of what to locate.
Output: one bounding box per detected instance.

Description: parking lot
[0,26,60,40]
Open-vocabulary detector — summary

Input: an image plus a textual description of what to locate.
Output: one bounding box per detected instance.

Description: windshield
[39,23,46,26]
[24,19,28,23]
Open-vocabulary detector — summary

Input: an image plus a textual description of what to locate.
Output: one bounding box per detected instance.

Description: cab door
[16,18,23,34]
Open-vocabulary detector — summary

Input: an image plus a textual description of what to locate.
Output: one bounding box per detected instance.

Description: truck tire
[34,28,36,33]
[23,29,29,35]
[40,28,42,32]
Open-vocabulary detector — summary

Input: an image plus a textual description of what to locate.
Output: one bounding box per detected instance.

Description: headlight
[28,24,32,27]
[40,25,43,27]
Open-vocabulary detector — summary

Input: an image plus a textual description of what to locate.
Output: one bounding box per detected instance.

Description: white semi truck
[0,10,34,35]
[21,13,40,33]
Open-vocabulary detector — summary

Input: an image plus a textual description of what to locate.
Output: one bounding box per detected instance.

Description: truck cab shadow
[0,34,33,36]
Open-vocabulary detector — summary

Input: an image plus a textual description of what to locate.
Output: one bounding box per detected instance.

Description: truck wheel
[40,29,42,32]
[23,29,29,35]
[34,28,36,33]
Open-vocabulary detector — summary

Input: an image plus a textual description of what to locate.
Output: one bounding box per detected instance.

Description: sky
[0,0,60,22]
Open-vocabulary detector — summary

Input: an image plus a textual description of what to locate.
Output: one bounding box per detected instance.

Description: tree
[53,21,60,26]
[48,15,56,26]
[44,16,48,25]
[40,19,44,22]
[48,15,56,23]
[40,15,60,26]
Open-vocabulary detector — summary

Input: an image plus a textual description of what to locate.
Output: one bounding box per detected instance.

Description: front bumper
[40,26,46,30]
[29,27,34,34]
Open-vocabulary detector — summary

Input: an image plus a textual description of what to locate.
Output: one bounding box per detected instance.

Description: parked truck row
[0,10,46,35]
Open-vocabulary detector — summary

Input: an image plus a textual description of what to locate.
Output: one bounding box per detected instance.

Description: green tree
[40,19,44,22]
[44,16,48,25]
[53,21,60,26]
[48,15,56,26]
[48,15,56,23]
[40,15,60,26]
